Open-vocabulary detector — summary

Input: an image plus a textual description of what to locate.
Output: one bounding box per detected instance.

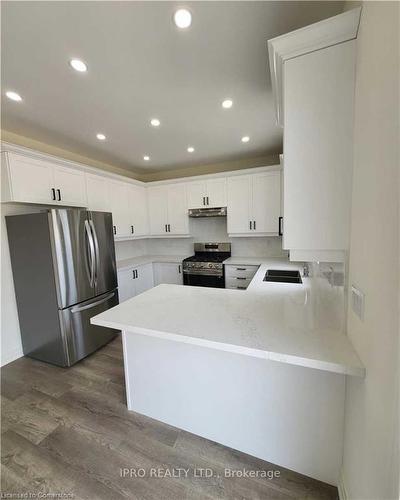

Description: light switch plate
[351,285,365,321]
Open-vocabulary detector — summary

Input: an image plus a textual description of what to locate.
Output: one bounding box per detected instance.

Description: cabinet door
[117,268,135,302]
[134,263,154,295]
[153,262,183,285]
[206,178,227,208]
[86,174,109,211]
[7,154,55,204]
[167,184,188,235]
[227,176,252,234]
[251,172,281,234]
[54,166,87,207]
[148,186,168,236]
[128,184,149,236]
[108,181,130,237]
[283,41,355,251]
[187,181,207,208]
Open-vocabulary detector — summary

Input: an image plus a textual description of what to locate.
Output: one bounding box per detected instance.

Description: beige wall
[1,129,279,183]
[342,2,399,499]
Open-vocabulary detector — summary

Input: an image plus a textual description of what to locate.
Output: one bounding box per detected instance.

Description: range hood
[188,207,227,218]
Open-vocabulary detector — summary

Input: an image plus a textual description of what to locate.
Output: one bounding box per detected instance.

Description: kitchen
[1,2,399,500]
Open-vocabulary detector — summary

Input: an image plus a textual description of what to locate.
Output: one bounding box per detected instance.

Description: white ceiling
[2,1,344,173]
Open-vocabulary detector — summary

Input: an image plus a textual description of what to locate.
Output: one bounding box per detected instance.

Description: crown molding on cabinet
[146,164,281,187]
[1,141,146,187]
[267,7,361,127]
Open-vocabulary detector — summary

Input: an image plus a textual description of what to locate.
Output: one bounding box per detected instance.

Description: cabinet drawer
[226,284,249,291]
[225,276,253,289]
[225,265,258,280]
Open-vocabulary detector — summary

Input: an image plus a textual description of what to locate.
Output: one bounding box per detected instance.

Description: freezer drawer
[59,289,119,366]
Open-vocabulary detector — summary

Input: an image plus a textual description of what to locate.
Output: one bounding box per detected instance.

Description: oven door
[183,272,225,288]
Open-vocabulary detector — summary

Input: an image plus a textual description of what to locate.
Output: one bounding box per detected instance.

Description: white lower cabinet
[153,262,183,285]
[225,264,259,290]
[118,263,154,302]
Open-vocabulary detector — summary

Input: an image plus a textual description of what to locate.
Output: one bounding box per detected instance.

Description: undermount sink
[263,269,303,284]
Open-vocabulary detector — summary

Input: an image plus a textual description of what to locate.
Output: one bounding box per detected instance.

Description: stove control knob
[208,263,213,268]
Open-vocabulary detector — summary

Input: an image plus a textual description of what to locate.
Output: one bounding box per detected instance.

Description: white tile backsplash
[116,217,287,259]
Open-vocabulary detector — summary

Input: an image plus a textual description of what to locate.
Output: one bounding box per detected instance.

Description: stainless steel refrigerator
[6,209,119,366]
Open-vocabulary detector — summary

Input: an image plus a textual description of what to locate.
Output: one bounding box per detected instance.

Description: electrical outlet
[351,285,365,321]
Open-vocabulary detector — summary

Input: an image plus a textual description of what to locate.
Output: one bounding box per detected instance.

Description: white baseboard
[338,468,349,500]
[1,346,23,366]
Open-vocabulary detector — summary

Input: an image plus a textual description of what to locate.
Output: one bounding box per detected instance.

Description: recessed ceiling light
[174,9,192,29]
[143,155,150,161]
[241,136,250,143]
[6,91,22,102]
[150,118,161,127]
[96,133,106,141]
[222,99,233,109]
[187,147,195,153]
[69,59,87,72]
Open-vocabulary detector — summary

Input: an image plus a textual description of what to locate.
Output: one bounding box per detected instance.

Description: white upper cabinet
[268,8,360,261]
[227,171,281,236]
[2,153,87,206]
[187,178,227,208]
[128,184,149,237]
[108,180,131,238]
[282,41,355,256]
[227,175,252,233]
[86,174,110,211]
[186,180,206,209]
[252,172,281,234]
[167,183,188,235]
[53,166,86,207]
[148,183,189,236]
[148,186,168,235]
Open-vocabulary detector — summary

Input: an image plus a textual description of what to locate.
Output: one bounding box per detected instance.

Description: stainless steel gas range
[182,243,231,288]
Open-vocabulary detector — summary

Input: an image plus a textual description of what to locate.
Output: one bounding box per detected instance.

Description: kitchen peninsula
[91,259,364,486]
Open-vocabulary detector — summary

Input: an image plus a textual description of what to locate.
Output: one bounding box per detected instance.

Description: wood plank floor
[1,336,338,500]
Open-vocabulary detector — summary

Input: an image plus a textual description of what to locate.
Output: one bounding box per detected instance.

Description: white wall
[342,2,399,499]
[147,217,287,257]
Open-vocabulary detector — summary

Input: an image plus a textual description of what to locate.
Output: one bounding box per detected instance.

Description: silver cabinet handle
[253,220,256,230]
[236,277,246,280]
[84,220,95,287]
[165,224,168,232]
[136,270,138,279]
[178,265,181,273]
[57,189,61,201]
[206,196,209,205]
[168,224,171,232]
[89,219,99,285]
[203,197,206,206]
[237,286,247,290]
[131,225,134,234]
[71,292,115,313]
[51,188,56,201]
[236,267,246,271]
[249,221,252,230]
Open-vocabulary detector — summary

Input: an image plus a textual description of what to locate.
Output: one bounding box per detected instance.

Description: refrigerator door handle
[89,219,99,286]
[70,291,116,313]
[84,220,95,287]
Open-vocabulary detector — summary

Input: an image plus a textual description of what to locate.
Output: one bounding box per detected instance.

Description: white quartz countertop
[117,255,190,270]
[92,257,364,377]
